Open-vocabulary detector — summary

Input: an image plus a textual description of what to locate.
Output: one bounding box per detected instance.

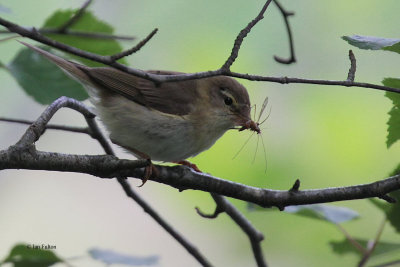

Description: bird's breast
[92,94,231,162]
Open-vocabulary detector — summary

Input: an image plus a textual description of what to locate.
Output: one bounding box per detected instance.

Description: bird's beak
[235,116,261,134]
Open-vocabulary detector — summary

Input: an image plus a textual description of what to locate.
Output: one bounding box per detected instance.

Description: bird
[20,41,260,185]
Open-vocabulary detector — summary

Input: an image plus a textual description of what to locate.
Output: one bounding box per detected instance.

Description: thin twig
[336,224,366,254]
[347,50,356,82]
[1,16,400,95]
[379,194,397,203]
[358,218,386,267]
[195,205,224,219]
[110,28,158,61]
[211,194,266,267]
[0,117,91,135]
[3,97,213,267]
[273,0,296,64]
[0,29,135,40]
[221,0,273,70]
[14,97,94,147]
[57,0,93,33]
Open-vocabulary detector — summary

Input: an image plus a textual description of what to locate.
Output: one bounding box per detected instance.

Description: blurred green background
[1,0,400,266]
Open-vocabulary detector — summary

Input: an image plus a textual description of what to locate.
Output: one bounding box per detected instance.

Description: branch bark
[0,2,398,94]
[0,96,213,267]
[1,146,399,209]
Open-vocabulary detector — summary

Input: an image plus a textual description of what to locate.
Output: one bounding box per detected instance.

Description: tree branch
[0,0,135,41]
[110,28,158,61]
[57,0,92,33]
[1,15,397,93]
[1,96,213,267]
[210,194,266,267]
[0,29,135,40]
[0,117,92,136]
[2,145,400,209]
[1,118,267,267]
[272,0,296,64]
[221,0,273,70]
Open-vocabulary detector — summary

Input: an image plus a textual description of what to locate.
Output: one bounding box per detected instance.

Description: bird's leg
[110,138,158,186]
[173,160,202,173]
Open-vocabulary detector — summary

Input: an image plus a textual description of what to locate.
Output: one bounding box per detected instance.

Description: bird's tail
[18,41,92,87]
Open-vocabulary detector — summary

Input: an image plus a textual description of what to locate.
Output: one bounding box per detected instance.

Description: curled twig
[273,0,296,64]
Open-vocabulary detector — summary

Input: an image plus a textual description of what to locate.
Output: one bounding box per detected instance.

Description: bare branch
[2,97,213,267]
[1,15,400,94]
[347,50,356,82]
[0,117,91,136]
[379,194,397,203]
[57,0,93,33]
[221,0,273,70]
[195,192,267,267]
[110,28,158,61]
[195,205,224,219]
[273,0,296,64]
[211,194,266,267]
[358,218,386,267]
[14,97,94,147]
[336,224,366,254]
[2,144,400,209]
[2,110,267,266]
[0,29,135,41]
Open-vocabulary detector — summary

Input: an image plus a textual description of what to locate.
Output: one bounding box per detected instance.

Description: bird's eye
[224,97,233,106]
[220,87,227,91]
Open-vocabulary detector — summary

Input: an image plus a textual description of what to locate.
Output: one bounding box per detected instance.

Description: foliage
[1,244,63,267]
[42,9,127,66]
[8,47,88,104]
[7,7,128,104]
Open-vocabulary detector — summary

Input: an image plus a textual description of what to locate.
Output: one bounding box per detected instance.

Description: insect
[233,96,271,172]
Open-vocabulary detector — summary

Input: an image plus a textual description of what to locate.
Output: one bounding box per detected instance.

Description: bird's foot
[139,159,159,187]
[173,160,202,173]
[110,138,158,187]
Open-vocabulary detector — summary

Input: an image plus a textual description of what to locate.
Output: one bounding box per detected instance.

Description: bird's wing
[82,68,198,116]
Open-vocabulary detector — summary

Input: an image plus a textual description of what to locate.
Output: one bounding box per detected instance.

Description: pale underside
[88,88,233,162]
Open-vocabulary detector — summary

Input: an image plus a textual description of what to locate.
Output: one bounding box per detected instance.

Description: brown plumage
[20,41,259,184]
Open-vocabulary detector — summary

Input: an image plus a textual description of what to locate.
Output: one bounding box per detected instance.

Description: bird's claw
[138,160,159,187]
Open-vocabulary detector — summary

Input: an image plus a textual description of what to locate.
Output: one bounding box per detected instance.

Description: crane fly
[232,96,271,173]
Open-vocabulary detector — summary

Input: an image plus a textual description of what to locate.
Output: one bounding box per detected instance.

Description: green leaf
[342,35,400,54]
[1,243,63,267]
[284,204,359,224]
[384,78,400,148]
[248,203,359,224]
[330,238,400,256]
[386,191,400,233]
[42,9,126,66]
[88,248,159,266]
[371,165,400,233]
[385,163,400,233]
[8,47,88,105]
